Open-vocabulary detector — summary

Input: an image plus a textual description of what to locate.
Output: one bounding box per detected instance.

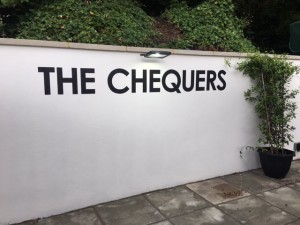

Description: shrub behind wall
[14,0,157,47]
[163,0,256,52]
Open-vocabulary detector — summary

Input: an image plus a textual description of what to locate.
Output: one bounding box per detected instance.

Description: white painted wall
[0,43,300,224]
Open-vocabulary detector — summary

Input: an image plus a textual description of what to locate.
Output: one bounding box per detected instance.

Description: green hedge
[14,0,157,47]
[163,0,256,52]
[0,0,30,7]
[1,0,256,53]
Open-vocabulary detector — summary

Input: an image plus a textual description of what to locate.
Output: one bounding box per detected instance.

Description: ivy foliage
[10,0,157,47]
[237,54,299,153]
[0,0,29,7]
[163,0,256,52]
[1,0,256,52]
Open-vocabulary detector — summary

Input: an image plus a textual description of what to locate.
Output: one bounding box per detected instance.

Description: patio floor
[14,160,300,225]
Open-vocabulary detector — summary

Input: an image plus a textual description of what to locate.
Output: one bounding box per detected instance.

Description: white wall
[0,43,300,224]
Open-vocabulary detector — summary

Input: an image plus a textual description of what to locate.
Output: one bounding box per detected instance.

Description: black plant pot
[258,148,294,179]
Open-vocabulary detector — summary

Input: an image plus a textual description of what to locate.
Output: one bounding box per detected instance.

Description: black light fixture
[140,51,171,59]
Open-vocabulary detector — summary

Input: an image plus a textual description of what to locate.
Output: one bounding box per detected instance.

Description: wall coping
[1,38,300,60]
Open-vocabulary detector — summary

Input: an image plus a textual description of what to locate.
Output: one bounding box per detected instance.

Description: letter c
[108,69,129,94]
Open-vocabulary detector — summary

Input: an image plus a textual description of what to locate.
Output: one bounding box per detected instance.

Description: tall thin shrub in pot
[237,54,299,178]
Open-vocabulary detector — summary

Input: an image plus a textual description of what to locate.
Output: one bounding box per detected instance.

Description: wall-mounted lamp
[140,51,171,59]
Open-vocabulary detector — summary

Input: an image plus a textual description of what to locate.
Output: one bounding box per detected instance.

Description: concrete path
[14,160,300,225]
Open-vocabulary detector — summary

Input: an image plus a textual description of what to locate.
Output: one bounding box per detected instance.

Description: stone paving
[14,160,300,225]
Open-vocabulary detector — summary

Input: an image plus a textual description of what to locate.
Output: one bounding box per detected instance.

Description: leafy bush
[0,18,3,36]
[0,0,30,7]
[237,54,299,152]
[13,0,157,47]
[163,0,256,52]
[2,0,257,52]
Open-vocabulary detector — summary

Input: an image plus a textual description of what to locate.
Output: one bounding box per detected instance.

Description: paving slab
[218,195,296,225]
[251,168,264,176]
[256,187,300,217]
[251,168,300,187]
[288,182,300,192]
[145,186,210,218]
[288,219,300,225]
[291,160,300,173]
[169,207,240,225]
[275,171,300,186]
[96,195,164,225]
[14,221,34,225]
[36,208,102,225]
[223,171,280,194]
[150,221,172,225]
[186,178,250,204]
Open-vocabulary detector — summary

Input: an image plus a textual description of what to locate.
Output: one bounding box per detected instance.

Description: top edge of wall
[1,38,300,60]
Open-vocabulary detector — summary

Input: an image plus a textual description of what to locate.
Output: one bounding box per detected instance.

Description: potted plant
[237,53,299,178]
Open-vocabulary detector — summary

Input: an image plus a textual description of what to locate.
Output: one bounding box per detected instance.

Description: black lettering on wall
[217,70,226,91]
[81,68,95,94]
[162,70,181,93]
[38,67,227,95]
[149,70,161,92]
[182,70,194,92]
[196,70,205,91]
[107,68,129,94]
[132,69,147,93]
[38,67,55,95]
[57,67,78,95]
[206,70,217,91]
